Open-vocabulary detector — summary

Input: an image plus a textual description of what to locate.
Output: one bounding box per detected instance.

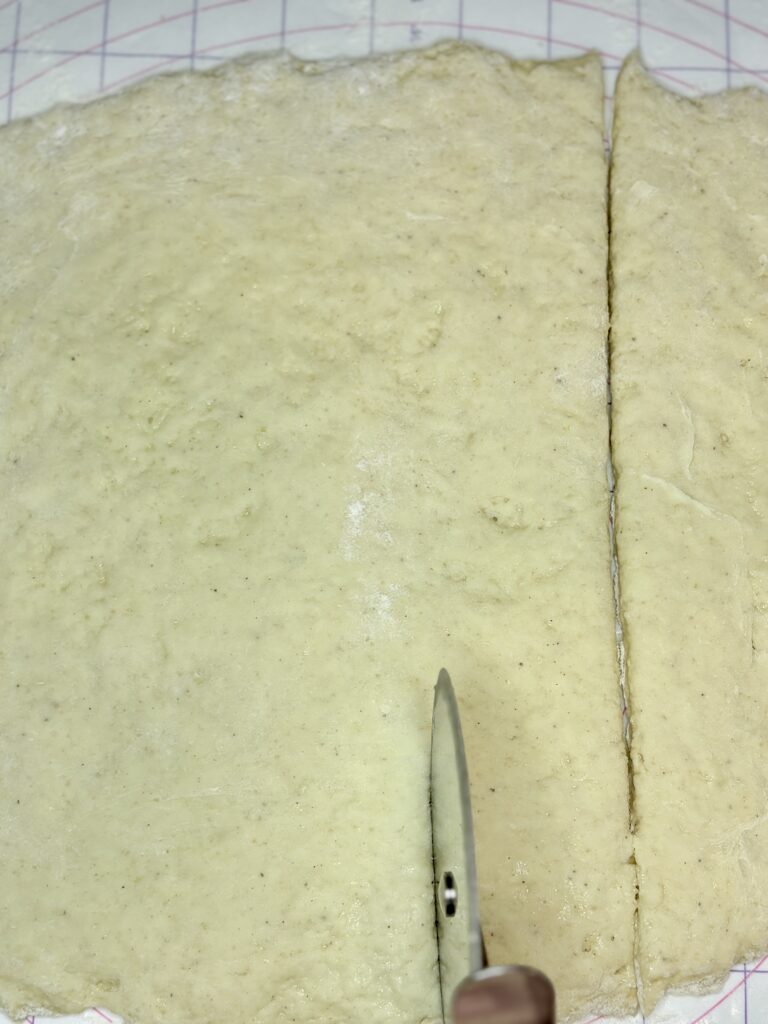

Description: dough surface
[611,57,768,1012]
[0,45,634,1023]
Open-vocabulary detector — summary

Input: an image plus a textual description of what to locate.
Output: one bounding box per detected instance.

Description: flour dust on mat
[0,44,633,1024]
[611,56,768,1016]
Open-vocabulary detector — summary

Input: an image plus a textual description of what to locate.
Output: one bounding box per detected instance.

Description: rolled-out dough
[0,45,634,1023]
[611,58,768,1013]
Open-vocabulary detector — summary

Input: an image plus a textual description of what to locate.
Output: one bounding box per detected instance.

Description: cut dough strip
[611,55,768,1014]
[0,45,635,1024]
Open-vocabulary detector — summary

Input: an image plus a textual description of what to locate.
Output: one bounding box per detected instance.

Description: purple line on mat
[744,963,750,1024]
[6,0,21,123]
[99,0,110,90]
[190,0,199,69]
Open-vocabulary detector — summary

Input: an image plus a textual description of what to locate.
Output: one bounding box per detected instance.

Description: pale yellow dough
[611,58,768,1013]
[0,45,634,1023]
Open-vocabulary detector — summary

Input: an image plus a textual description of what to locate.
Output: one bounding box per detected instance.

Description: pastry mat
[0,1,766,1023]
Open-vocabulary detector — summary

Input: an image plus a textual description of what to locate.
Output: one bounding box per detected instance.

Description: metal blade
[430,668,484,1021]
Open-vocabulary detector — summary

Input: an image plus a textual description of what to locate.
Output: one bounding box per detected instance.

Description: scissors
[429,668,556,1024]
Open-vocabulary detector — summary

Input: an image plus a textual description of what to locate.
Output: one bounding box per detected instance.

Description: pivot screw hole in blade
[440,870,458,918]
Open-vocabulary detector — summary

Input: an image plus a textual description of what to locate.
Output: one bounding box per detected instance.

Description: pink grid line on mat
[93,20,678,96]
[0,10,705,107]
[0,3,767,1024]
[555,0,768,84]
[3,0,768,119]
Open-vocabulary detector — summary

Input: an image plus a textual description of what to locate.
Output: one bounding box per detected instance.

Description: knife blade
[430,666,485,1018]
[429,669,556,1024]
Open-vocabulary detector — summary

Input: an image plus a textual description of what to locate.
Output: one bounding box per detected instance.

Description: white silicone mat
[1,2,767,1023]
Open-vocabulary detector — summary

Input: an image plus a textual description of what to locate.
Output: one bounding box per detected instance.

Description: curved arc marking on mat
[555,0,768,84]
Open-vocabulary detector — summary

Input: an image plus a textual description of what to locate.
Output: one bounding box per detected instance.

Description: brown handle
[451,965,556,1024]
